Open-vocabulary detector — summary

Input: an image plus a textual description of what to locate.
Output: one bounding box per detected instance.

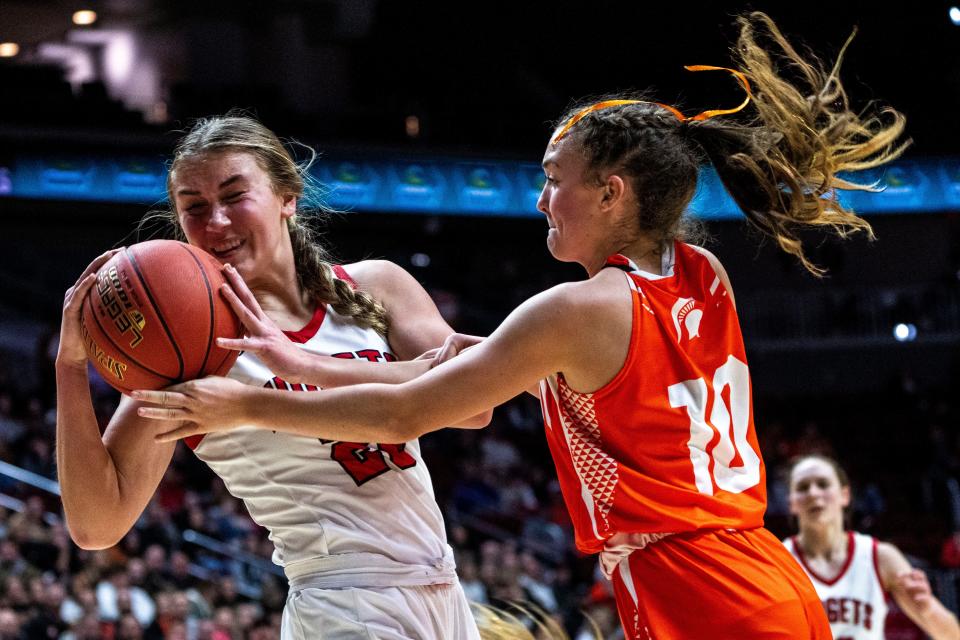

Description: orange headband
[550,65,753,145]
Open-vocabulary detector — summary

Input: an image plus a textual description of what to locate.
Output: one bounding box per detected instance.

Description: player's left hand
[215,263,311,382]
[434,333,486,367]
[132,376,253,442]
[896,568,934,610]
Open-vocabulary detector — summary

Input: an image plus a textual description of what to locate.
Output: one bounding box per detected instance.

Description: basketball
[80,240,243,395]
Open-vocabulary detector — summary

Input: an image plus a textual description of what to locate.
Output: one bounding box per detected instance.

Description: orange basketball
[80,240,243,395]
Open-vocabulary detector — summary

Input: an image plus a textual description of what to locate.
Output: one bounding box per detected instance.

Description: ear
[281,194,297,219]
[788,490,801,517]
[840,485,851,509]
[599,174,626,212]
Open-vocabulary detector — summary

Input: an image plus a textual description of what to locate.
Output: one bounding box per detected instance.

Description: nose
[207,203,230,230]
[536,185,549,217]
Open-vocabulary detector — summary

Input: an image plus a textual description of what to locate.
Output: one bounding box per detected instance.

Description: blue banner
[1,153,954,219]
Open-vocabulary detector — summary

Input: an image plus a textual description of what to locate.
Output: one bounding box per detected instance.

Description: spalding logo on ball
[81,240,243,395]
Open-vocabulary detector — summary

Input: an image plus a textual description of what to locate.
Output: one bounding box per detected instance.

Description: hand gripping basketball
[58,248,124,370]
[80,240,243,395]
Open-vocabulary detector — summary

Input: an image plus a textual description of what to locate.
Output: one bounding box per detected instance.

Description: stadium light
[893,323,917,342]
[72,10,97,26]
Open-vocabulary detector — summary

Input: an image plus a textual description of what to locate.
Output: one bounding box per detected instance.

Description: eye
[224,191,246,202]
[182,202,205,214]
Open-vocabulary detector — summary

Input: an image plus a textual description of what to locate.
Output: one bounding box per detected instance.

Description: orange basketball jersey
[538,242,766,555]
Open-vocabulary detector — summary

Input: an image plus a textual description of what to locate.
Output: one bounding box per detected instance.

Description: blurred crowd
[0,325,956,639]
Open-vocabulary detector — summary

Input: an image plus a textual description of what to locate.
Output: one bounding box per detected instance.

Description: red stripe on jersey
[283,304,327,344]
[871,536,883,586]
[283,265,354,344]
[793,531,856,586]
[332,264,357,288]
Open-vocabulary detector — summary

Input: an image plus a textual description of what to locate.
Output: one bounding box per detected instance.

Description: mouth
[209,239,245,260]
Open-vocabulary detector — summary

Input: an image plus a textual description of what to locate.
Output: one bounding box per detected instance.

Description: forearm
[245,382,435,443]
[55,362,124,548]
[921,603,960,640]
[305,357,492,427]
[303,356,433,388]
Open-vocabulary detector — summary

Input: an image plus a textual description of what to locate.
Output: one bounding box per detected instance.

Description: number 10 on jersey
[668,355,761,495]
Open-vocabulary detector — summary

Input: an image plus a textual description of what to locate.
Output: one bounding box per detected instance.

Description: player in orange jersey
[134,12,907,639]
[786,455,960,640]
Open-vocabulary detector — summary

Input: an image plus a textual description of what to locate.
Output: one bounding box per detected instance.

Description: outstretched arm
[135,282,585,444]
[217,261,492,426]
[879,542,960,640]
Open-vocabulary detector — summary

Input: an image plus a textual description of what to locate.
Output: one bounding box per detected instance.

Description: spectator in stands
[0,391,25,445]
[455,551,487,604]
[0,608,19,640]
[116,612,144,640]
[95,565,156,628]
[21,577,67,639]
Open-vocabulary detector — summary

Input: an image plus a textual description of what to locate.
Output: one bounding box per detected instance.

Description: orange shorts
[610,527,830,639]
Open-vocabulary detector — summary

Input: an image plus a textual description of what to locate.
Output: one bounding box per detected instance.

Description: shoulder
[336,260,426,305]
[687,244,736,303]
[875,539,912,588]
[506,271,631,343]
[536,270,628,315]
[687,244,729,282]
[336,259,408,292]
[339,260,451,355]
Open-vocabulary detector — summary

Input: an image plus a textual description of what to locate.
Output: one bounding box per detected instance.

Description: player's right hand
[896,568,934,611]
[57,248,123,369]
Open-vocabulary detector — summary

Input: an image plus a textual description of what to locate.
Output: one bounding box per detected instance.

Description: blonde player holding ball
[57,115,488,640]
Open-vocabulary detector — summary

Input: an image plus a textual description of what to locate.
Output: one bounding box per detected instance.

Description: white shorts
[280,580,480,640]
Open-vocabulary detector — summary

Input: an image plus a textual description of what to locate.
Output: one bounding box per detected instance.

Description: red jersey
[538,242,766,556]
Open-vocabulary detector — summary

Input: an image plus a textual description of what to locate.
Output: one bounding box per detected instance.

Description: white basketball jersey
[783,532,888,640]
[186,292,456,588]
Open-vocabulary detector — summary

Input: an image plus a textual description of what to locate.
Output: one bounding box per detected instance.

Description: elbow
[383,392,430,442]
[64,518,124,551]
[461,408,493,429]
[382,410,425,443]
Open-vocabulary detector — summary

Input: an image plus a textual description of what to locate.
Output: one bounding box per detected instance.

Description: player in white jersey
[55,115,485,639]
[786,455,959,640]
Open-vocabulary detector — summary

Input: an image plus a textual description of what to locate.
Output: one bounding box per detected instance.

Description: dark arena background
[0,1,959,638]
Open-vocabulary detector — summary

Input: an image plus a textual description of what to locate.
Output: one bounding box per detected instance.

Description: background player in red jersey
[785,455,960,640]
[134,13,906,638]
[57,115,489,640]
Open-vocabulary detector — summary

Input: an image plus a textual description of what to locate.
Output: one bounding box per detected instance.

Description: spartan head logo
[671,297,703,342]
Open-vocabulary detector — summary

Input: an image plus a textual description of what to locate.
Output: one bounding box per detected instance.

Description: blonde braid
[288,218,389,336]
